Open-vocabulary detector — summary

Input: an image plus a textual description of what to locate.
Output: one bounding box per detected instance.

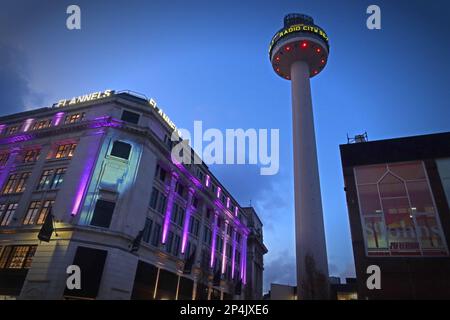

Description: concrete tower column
[291,61,329,299]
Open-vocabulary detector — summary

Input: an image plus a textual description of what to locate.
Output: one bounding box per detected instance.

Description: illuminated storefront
[341,132,450,299]
[0,90,263,300]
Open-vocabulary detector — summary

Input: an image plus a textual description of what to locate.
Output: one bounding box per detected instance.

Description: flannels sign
[149,98,182,137]
[55,90,114,107]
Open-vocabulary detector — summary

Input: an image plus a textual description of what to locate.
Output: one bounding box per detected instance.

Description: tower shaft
[291,61,329,299]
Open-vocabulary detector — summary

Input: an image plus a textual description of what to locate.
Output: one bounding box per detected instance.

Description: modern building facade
[340,132,450,299]
[269,13,330,299]
[242,207,268,300]
[0,89,266,300]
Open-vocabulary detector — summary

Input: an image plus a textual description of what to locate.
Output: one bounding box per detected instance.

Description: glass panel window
[143,218,153,243]
[23,200,54,225]
[0,152,9,166]
[0,246,37,269]
[151,223,161,246]
[64,113,85,124]
[37,169,54,190]
[2,172,31,194]
[15,172,31,193]
[436,158,450,210]
[110,141,131,160]
[23,201,41,225]
[23,149,41,163]
[55,143,77,159]
[32,119,52,130]
[6,125,19,135]
[150,187,159,209]
[49,168,66,189]
[355,161,448,257]
[37,200,54,225]
[121,110,140,124]
[2,174,18,194]
[0,203,18,226]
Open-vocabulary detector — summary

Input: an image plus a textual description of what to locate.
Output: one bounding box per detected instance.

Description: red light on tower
[301,41,308,48]
[316,48,321,53]
[285,45,291,52]
[276,56,280,62]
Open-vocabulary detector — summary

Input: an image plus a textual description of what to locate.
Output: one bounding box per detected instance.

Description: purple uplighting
[162,173,178,243]
[221,225,228,273]
[231,230,237,279]
[71,134,103,215]
[181,188,195,253]
[53,112,65,126]
[216,186,221,198]
[22,119,34,132]
[210,213,218,268]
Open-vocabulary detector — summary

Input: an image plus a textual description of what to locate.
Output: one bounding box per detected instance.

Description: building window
[0,152,9,166]
[154,164,167,182]
[149,187,167,214]
[23,149,40,163]
[354,161,448,257]
[189,216,200,236]
[121,110,140,124]
[110,141,131,160]
[203,226,212,246]
[49,168,66,189]
[151,223,161,246]
[65,113,85,124]
[32,119,52,130]
[23,200,54,225]
[36,168,67,191]
[0,203,18,226]
[55,143,77,159]
[173,234,180,256]
[2,172,31,194]
[436,158,450,210]
[0,245,37,269]
[166,231,174,253]
[143,218,153,243]
[171,203,185,227]
[175,182,185,198]
[6,125,19,135]
[1,174,18,194]
[185,242,196,260]
[90,200,116,228]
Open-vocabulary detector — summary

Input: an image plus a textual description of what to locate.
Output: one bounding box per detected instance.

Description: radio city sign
[269,23,329,55]
[55,89,114,107]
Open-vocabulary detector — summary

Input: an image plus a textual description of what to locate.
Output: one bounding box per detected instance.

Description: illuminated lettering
[269,23,329,55]
[55,89,114,107]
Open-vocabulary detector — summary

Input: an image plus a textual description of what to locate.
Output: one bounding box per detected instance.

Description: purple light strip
[217,186,221,198]
[161,173,178,243]
[205,174,210,187]
[231,230,237,279]
[210,213,218,268]
[53,112,65,126]
[0,124,5,135]
[181,188,195,254]
[71,141,101,215]
[22,119,34,132]
[241,235,248,284]
[221,224,228,274]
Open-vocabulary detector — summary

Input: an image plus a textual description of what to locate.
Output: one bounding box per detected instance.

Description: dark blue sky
[1,0,450,291]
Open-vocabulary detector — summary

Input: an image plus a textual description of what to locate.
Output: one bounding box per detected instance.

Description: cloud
[0,43,44,116]
[263,249,296,293]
